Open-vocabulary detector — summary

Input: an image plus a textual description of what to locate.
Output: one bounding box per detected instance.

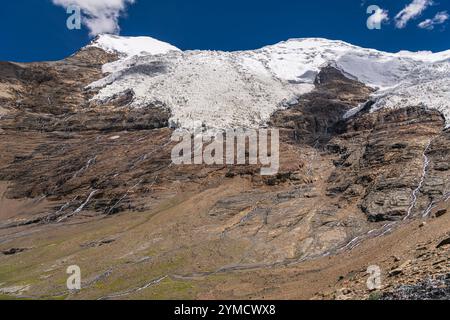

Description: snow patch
[89,34,180,57]
[87,35,450,130]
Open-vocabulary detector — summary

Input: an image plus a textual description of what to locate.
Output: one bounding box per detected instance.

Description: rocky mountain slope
[0,36,448,300]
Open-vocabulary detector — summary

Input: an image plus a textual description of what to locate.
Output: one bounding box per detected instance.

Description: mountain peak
[88,34,181,57]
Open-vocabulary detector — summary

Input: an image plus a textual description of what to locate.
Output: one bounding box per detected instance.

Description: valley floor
[0,177,449,300]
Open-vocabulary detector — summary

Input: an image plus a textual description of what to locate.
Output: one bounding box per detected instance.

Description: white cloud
[52,0,135,36]
[367,8,389,28]
[395,0,433,28]
[418,11,449,29]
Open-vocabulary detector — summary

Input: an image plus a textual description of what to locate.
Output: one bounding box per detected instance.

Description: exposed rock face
[270,66,374,147]
[0,48,175,226]
[0,49,449,300]
[271,65,450,223]
[328,106,446,222]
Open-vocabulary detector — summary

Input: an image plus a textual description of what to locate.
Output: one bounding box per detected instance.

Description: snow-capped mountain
[87,34,450,131]
[3,34,450,301]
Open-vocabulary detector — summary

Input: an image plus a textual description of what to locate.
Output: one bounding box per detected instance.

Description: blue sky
[1,0,450,62]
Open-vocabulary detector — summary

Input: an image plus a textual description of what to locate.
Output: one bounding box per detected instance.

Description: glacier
[87,34,450,131]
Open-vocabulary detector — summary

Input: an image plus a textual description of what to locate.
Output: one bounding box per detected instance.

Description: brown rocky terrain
[0,47,448,300]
